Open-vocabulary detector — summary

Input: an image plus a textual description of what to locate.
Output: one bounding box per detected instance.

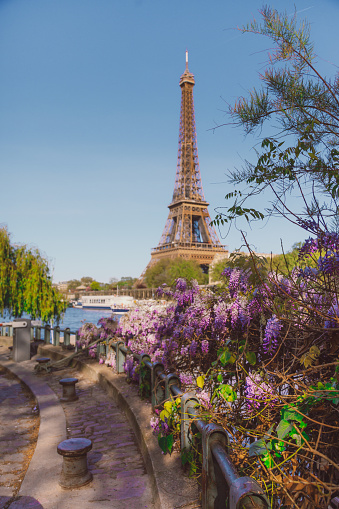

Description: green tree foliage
[67,279,81,291]
[211,245,317,282]
[0,227,66,322]
[209,257,228,283]
[80,276,93,285]
[270,241,317,274]
[118,277,137,289]
[144,257,208,288]
[214,6,339,232]
[90,281,101,291]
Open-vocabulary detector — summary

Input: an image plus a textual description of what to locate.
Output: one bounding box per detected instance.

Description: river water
[57,307,123,332]
[1,307,123,334]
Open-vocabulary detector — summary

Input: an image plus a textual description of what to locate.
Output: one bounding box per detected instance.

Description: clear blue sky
[1,0,338,283]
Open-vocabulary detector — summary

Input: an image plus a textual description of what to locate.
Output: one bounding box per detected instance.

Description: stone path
[44,365,154,507]
[0,366,39,501]
[0,357,156,509]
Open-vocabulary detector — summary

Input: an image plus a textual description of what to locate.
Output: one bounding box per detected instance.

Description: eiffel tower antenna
[141,53,228,279]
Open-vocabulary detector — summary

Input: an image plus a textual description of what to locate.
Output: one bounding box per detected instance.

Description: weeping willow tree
[0,226,66,322]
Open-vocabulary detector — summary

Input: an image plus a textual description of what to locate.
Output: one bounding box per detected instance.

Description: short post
[64,328,70,347]
[54,326,60,346]
[59,378,78,402]
[36,326,41,341]
[34,357,51,373]
[13,319,32,362]
[57,438,93,489]
[44,324,51,344]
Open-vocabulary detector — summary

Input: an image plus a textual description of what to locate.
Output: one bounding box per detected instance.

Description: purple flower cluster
[317,253,339,274]
[124,357,139,382]
[263,316,283,354]
[201,340,209,354]
[244,373,276,415]
[150,413,170,436]
[296,218,319,234]
[189,340,197,357]
[298,237,318,260]
[222,268,249,297]
[298,267,318,279]
[179,373,194,387]
[324,304,339,329]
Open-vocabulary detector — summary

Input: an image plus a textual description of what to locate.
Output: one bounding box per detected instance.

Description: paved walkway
[0,350,156,509]
[44,365,155,507]
[0,366,39,500]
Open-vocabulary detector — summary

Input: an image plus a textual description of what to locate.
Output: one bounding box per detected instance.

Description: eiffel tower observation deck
[148,52,228,274]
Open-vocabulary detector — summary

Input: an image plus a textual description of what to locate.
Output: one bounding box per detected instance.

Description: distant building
[56,281,69,292]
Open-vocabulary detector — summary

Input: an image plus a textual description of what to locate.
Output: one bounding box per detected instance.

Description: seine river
[53,307,123,332]
[1,307,123,334]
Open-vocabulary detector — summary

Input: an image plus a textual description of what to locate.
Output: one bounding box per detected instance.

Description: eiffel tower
[144,52,227,277]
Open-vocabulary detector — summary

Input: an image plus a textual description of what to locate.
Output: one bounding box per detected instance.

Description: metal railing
[102,341,269,509]
[0,323,79,348]
[151,241,227,253]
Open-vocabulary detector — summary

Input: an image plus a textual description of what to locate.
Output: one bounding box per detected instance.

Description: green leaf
[246,351,257,365]
[249,439,272,457]
[219,384,237,402]
[262,452,274,468]
[220,350,233,365]
[158,434,174,455]
[281,406,303,423]
[276,419,293,439]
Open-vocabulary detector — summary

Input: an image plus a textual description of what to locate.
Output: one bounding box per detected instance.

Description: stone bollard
[34,357,51,373]
[57,438,93,489]
[59,378,78,402]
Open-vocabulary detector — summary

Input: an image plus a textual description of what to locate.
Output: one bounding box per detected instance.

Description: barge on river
[72,295,135,313]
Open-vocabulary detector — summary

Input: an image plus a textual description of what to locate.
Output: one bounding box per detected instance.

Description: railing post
[116,341,126,373]
[36,326,41,341]
[45,324,51,344]
[30,326,34,341]
[151,362,164,410]
[54,326,60,346]
[75,331,80,351]
[201,423,229,509]
[64,327,70,347]
[96,342,105,360]
[180,392,200,451]
[165,373,181,400]
[139,353,151,394]
[8,325,13,337]
[228,477,268,509]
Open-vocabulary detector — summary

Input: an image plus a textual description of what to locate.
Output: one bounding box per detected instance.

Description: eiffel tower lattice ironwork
[146,52,228,274]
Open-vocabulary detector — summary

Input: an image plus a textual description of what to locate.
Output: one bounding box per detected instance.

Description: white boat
[72,295,135,313]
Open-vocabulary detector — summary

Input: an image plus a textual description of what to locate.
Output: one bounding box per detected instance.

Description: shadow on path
[0,496,44,509]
